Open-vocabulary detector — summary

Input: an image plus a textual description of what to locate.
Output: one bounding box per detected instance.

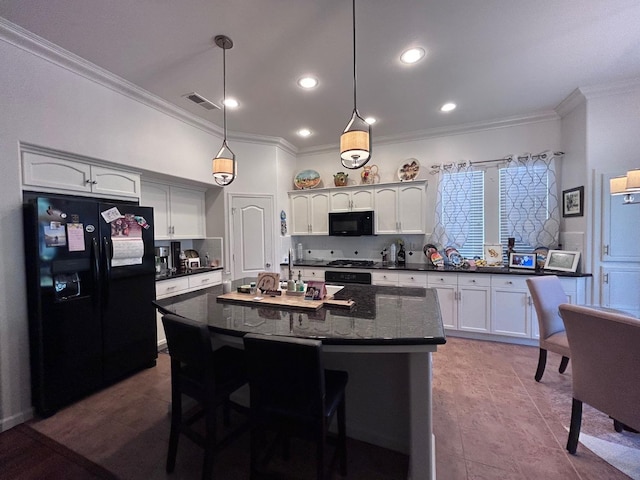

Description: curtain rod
[430,151,564,172]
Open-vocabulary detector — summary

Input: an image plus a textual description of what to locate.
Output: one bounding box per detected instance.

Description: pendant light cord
[352,0,357,112]
[222,40,227,143]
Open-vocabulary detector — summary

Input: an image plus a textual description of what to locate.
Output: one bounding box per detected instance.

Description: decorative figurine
[333,172,349,186]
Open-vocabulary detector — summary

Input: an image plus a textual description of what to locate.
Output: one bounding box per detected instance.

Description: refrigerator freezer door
[23,195,104,416]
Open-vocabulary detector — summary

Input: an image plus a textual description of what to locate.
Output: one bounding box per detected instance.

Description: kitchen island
[154,282,446,480]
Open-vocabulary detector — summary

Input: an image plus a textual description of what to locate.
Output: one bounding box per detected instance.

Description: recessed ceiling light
[400,47,426,64]
[297,128,312,137]
[365,117,377,125]
[297,76,318,89]
[223,98,239,108]
[440,102,456,112]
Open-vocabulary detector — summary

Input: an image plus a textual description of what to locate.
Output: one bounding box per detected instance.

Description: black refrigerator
[23,192,157,417]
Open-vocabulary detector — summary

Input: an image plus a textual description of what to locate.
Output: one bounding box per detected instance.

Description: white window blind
[439,170,484,259]
[499,165,549,253]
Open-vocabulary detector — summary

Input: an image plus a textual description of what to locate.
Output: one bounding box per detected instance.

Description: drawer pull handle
[167,286,176,290]
[201,279,210,283]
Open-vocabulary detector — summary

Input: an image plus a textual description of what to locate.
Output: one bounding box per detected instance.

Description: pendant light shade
[340,0,371,170]
[610,168,640,205]
[212,34,236,186]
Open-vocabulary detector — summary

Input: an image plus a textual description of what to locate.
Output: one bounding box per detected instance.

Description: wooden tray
[217,291,355,311]
[217,291,324,310]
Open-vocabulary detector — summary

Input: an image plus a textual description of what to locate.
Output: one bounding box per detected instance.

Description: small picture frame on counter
[187,258,200,269]
[508,252,537,270]
[543,250,581,273]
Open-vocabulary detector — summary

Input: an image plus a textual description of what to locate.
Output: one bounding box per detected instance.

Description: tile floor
[27,336,636,479]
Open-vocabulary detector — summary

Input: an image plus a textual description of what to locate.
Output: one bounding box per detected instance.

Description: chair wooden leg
[613,418,624,433]
[338,397,347,476]
[559,356,570,374]
[202,402,217,480]
[535,348,547,382]
[166,380,181,473]
[567,398,582,454]
[316,425,325,480]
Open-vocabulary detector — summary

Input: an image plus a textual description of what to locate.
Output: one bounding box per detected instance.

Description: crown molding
[579,76,640,100]
[0,17,301,156]
[228,131,298,156]
[555,88,587,118]
[298,111,560,157]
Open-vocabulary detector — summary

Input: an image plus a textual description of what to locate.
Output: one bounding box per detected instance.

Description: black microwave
[329,211,374,236]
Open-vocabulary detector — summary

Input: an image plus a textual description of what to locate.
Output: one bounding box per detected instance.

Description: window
[437,169,484,259]
[499,165,550,253]
[433,156,558,259]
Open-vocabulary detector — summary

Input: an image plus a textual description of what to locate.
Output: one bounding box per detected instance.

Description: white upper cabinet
[330,187,374,212]
[289,191,330,235]
[22,150,141,199]
[374,181,427,234]
[141,181,205,240]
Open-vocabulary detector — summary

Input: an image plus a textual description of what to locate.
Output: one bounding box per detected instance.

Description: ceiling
[2,0,640,152]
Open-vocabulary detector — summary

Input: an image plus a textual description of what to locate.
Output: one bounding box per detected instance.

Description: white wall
[0,29,284,429]
[294,117,562,261]
[584,86,640,305]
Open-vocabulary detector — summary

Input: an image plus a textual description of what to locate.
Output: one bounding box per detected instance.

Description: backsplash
[289,234,429,264]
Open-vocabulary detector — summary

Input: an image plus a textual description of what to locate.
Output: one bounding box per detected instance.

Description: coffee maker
[155,247,169,276]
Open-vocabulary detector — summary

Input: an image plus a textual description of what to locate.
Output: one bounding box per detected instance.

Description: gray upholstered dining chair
[526,276,570,382]
[559,304,640,454]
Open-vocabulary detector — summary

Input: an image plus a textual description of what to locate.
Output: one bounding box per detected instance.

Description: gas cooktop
[326,259,376,267]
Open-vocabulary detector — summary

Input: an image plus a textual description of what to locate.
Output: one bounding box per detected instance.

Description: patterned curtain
[430,162,478,249]
[501,150,560,248]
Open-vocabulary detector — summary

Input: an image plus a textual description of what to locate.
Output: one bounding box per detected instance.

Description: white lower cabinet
[427,272,588,341]
[300,268,326,282]
[490,275,585,339]
[427,273,491,333]
[371,271,427,287]
[155,271,222,348]
[490,276,531,338]
[372,271,399,286]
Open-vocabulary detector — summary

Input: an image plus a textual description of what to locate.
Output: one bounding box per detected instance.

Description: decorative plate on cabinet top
[397,158,420,181]
[294,169,321,189]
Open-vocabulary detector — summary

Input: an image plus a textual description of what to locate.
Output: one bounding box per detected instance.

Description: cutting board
[216,291,355,310]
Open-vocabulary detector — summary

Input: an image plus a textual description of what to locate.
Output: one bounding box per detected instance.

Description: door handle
[102,236,111,305]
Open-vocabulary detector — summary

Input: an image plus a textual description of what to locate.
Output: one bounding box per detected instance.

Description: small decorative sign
[304,281,326,300]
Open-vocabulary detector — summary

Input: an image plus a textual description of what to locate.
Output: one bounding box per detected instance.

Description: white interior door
[230,194,274,280]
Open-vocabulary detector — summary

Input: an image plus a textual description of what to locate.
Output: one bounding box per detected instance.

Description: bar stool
[243,333,348,479]
[162,313,248,480]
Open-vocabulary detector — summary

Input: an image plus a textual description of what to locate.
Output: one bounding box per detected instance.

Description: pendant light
[610,168,640,204]
[212,34,236,186]
[340,0,371,170]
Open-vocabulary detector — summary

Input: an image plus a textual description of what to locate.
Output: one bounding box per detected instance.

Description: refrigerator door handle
[91,237,100,306]
[102,236,112,305]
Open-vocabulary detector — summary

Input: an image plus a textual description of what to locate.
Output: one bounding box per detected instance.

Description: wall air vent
[183,92,220,111]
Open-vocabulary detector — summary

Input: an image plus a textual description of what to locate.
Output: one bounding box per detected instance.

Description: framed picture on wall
[562,186,584,217]
[543,250,581,273]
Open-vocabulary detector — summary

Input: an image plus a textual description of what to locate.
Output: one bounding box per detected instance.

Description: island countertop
[153,282,446,347]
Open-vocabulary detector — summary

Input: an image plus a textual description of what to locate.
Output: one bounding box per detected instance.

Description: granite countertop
[153,281,446,346]
[155,266,223,282]
[282,260,591,277]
